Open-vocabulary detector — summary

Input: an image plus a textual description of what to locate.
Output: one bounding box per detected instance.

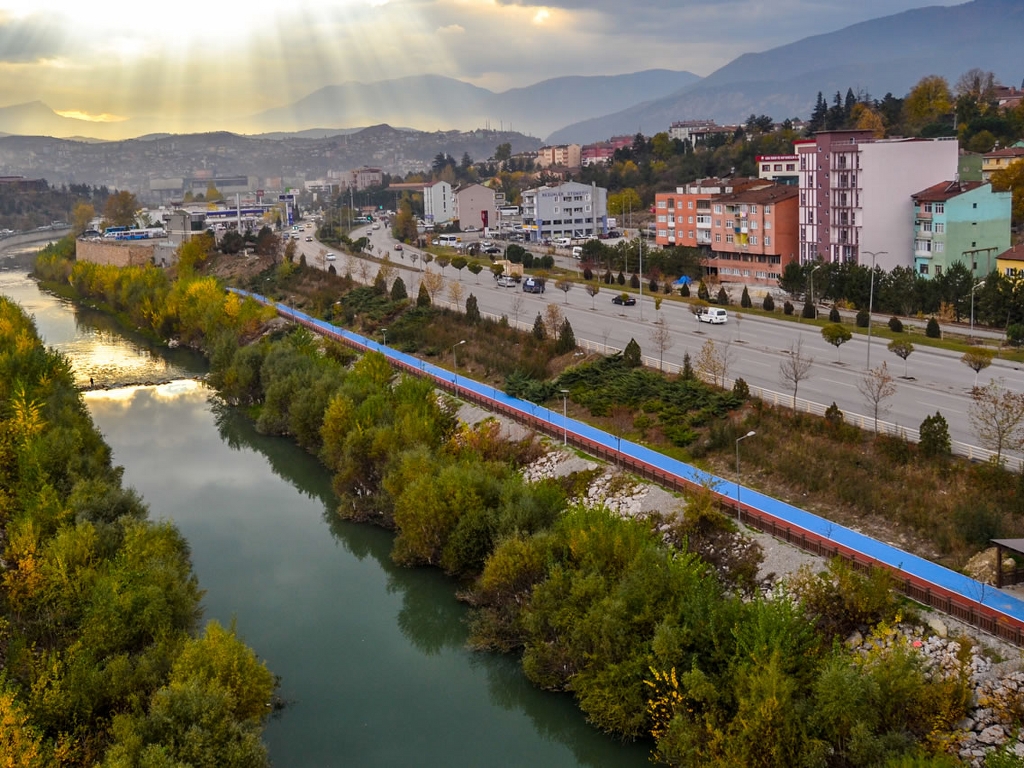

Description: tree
[608,188,643,217]
[829,306,841,323]
[436,255,451,275]
[543,303,564,337]
[448,280,464,310]
[762,294,775,311]
[695,338,731,387]
[585,281,600,310]
[390,276,408,301]
[451,256,468,280]
[926,317,941,338]
[779,338,814,408]
[649,324,673,371]
[919,411,951,458]
[991,159,1024,227]
[494,143,512,163]
[961,347,995,386]
[969,380,1024,462]
[778,262,805,296]
[802,299,816,319]
[102,190,140,227]
[904,75,953,131]
[465,293,480,322]
[422,270,444,302]
[857,362,897,432]
[72,201,95,234]
[555,318,576,354]
[417,282,431,307]
[468,262,483,282]
[532,312,546,340]
[623,338,642,368]
[716,286,729,305]
[821,323,852,362]
[741,286,752,308]
[555,278,573,304]
[888,339,914,378]
[697,281,710,301]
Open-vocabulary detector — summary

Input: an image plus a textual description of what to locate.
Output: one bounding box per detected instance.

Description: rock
[978,725,1005,745]
[927,617,948,638]
[964,548,999,585]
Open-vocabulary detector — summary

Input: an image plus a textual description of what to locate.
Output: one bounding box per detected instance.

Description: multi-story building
[982,143,1024,182]
[653,178,762,250]
[534,144,582,169]
[706,184,799,285]
[795,130,959,271]
[423,180,453,224]
[348,166,384,191]
[911,181,1011,278]
[520,181,607,242]
[996,243,1024,278]
[756,155,799,185]
[668,121,732,145]
[454,183,496,231]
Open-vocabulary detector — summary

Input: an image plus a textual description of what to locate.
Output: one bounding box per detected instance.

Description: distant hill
[546,0,1024,144]
[247,70,701,139]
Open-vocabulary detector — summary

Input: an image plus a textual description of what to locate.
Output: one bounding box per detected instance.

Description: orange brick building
[705,184,799,285]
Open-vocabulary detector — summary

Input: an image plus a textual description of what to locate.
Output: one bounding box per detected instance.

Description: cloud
[437,23,465,34]
[0,13,67,62]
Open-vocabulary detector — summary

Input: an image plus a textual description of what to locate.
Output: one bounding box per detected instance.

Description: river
[0,266,651,767]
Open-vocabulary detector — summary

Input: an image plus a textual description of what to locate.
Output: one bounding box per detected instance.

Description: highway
[295,224,1024,461]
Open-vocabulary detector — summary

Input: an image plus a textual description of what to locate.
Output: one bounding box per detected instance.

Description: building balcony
[916,229,933,238]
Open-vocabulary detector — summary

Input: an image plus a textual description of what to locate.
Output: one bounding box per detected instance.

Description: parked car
[394,243,403,251]
[326,254,336,261]
[483,246,502,255]
[464,226,477,232]
[305,236,313,242]
[496,275,517,287]
[696,307,728,324]
[523,277,545,294]
[611,294,636,306]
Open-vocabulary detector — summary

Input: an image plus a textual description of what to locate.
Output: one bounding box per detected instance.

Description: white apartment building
[795,131,959,271]
[423,180,453,224]
[534,144,582,169]
[520,181,608,242]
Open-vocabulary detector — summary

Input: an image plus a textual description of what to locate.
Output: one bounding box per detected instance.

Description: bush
[681,352,694,379]
[630,273,640,289]
[555,318,576,354]
[926,317,941,338]
[783,300,794,316]
[465,293,481,323]
[680,283,690,297]
[919,411,951,458]
[583,266,593,280]
[532,313,546,340]
[732,377,750,399]
[855,309,870,327]
[649,277,659,292]
[888,316,903,333]
[802,300,816,319]
[617,271,626,285]
[824,402,844,427]
[697,281,710,301]
[762,294,774,311]
[623,338,642,367]
[716,286,729,305]
[741,286,752,308]
[829,306,841,323]
[390,277,407,301]
[1007,323,1024,347]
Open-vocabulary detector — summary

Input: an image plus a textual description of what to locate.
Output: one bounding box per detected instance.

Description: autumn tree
[586,281,601,310]
[695,338,732,388]
[649,323,673,371]
[968,380,1024,462]
[102,189,140,228]
[72,201,95,235]
[991,159,1024,226]
[555,278,573,304]
[903,75,953,132]
[857,362,897,432]
[421,270,444,302]
[961,347,995,386]
[779,338,814,408]
[448,281,464,311]
[888,339,914,378]
[543,303,564,337]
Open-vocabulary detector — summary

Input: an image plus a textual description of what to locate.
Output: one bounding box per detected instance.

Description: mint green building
[912,181,1012,278]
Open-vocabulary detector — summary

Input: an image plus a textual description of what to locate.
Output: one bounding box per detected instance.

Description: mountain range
[548,0,1024,144]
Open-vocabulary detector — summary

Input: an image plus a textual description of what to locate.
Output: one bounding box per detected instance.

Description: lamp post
[451,339,466,387]
[381,327,387,348]
[861,250,887,369]
[735,430,756,524]
[809,264,821,317]
[560,389,569,445]
[638,235,644,321]
[971,279,986,341]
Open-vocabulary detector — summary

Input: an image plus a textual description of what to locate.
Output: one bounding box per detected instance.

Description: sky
[0,0,965,137]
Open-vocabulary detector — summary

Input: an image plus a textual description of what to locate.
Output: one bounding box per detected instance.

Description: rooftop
[912,180,987,202]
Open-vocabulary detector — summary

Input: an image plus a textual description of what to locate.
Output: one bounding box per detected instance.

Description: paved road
[295,226,1024,459]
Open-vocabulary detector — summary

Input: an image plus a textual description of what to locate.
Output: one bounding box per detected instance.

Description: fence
[234,289,1024,646]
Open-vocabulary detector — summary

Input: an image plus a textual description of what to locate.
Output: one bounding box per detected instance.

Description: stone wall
[76,239,155,268]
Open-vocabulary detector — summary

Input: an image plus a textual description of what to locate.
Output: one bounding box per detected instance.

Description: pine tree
[465,293,480,322]
[623,338,642,367]
[417,282,431,307]
[555,319,576,354]
[532,312,546,340]
[390,277,407,301]
[741,286,752,308]
[809,91,828,133]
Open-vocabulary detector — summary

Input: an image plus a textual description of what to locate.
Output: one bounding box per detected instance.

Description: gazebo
[990,539,1024,588]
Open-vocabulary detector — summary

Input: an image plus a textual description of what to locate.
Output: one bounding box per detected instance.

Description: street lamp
[861,250,888,369]
[381,328,387,347]
[970,280,986,341]
[638,235,644,321]
[451,339,466,386]
[735,430,756,524]
[560,389,569,445]
[809,264,821,316]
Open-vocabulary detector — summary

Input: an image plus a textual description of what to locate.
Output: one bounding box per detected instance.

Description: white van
[438,234,460,247]
[554,237,572,248]
[571,246,584,259]
[696,307,728,324]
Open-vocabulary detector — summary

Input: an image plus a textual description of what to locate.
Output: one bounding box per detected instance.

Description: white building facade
[520,181,608,242]
[454,183,497,231]
[423,180,453,224]
[796,131,959,272]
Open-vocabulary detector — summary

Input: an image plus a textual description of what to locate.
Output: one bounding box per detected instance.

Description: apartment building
[454,183,497,231]
[668,121,733,145]
[653,178,762,249]
[795,130,959,271]
[997,243,1024,278]
[911,181,1011,278]
[520,181,608,241]
[982,143,1024,182]
[423,180,453,224]
[581,136,633,166]
[706,184,799,285]
[535,144,582,169]
[756,155,799,185]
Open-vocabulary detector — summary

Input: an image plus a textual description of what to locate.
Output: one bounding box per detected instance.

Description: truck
[492,260,524,279]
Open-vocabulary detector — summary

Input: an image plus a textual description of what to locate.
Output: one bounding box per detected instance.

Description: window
[924,203,933,213]
[935,265,943,275]
[688,216,693,224]
[935,203,944,214]
[750,205,758,214]
[688,230,694,238]
[920,264,929,275]
[750,221,758,230]
[657,215,666,223]
[725,220,734,229]
[714,204,722,214]
[726,234,734,243]
[688,200,694,209]
[935,242,944,253]
[749,236,758,245]
[765,221,772,230]
[922,221,932,232]
[935,222,944,234]
[764,236,771,246]
[658,229,667,238]
[715,233,722,243]
[715,219,722,228]
[765,205,772,214]
[657,201,667,208]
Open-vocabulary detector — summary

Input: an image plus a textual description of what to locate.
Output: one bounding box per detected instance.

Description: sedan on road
[394,243,403,251]
[611,294,637,306]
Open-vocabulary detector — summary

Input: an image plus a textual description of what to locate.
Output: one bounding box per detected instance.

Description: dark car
[483,246,502,254]
[523,277,545,294]
[611,294,636,306]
